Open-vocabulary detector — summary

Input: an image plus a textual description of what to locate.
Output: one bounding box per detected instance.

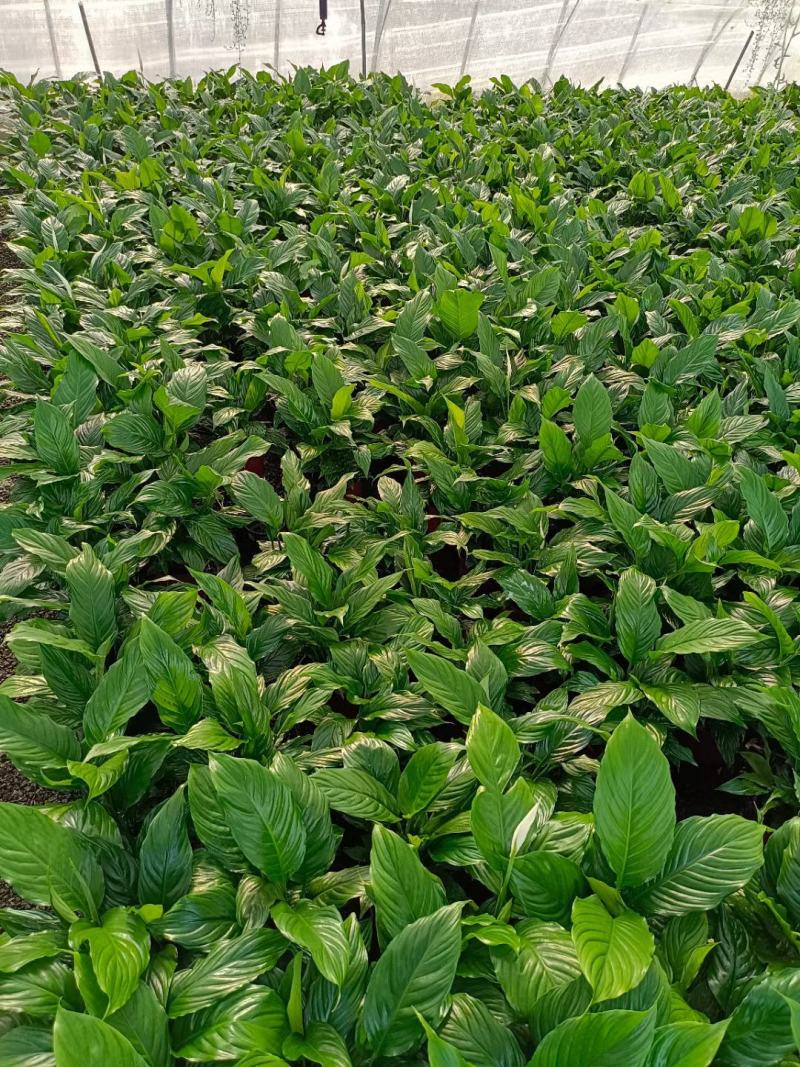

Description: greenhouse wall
[1,0,799,91]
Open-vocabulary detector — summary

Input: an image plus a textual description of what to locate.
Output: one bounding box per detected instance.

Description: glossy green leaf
[530,1007,656,1067]
[362,903,463,1057]
[210,754,306,884]
[571,895,654,1003]
[593,714,676,888]
[53,1008,148,1067]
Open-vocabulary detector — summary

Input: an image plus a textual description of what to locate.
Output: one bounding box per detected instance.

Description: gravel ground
[0,198,71,909]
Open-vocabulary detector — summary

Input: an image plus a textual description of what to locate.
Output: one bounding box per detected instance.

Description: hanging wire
[371,0,393,73]
[618,3,648,84]
[541,0,583,88]
[460,0,481,79]
[690,3,742,87]
[316,0,327,36]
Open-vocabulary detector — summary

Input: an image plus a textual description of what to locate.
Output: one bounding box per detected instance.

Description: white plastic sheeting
[1,0,799,89]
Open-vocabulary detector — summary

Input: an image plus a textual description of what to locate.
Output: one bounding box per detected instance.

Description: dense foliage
[1,63,800,1065]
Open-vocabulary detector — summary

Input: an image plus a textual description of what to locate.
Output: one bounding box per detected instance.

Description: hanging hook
[316,0,327,34]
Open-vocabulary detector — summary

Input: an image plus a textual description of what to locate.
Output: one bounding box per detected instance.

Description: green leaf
[654,618,766,656]
[282,532,334,606]
[77,909,150,1016]
[33,400,80,475]
[270,753,336,883]
[68,750,128,800]
[646,1020,729,1067]
[107,981,170,1067]
[84,644,150,745]
[231,470,283,530]
[659,173,682,212]
[0,692,80,775]
[397,743,455,817]
[551,309,588,341]
[191,570,251,640]
[0,929,66,973]
[272,901,348,986]
[0,1025,56,1065]
[370,824,446,941]
[167,929,286,1017]
[362,903,463,1057]
[466,705,519,790]
[139,617,203,731]
[0,802,103,913]
[737,465,789,554]
[573,375,612,445]
[69,335,124,387]
[65,545,117,651]
[614,569,660,664]
[54,1007,148,1067]
[644,440,705,494]
[571,895,654,1003]
[187,764,247,870]
[395,289,433,342]
[314,767,399,823]
[638,684,700,735]
[0,956,70,1018]
[498,570,554,621]
[283,1021,352,1067]
[530,1008,656,1067]
[198,635,266,738]
[633,815,764,916]
[593,714,676,888]
[510,851,585,925]
[438,992,525,1067]
[153,880,238,951]
[493,920,581,1016]
[407,650,484,724]
[472,778,543,872]
[715,973,800,1066]
[420,1014,473,1067]
[311,353,346,407]
[138,785,193,909]
[103,413,164,455]
[435,288,484,339]
[171,986,288,1060]
[629,170,656,199]
[210,753,306,884]
[539,419,572,477]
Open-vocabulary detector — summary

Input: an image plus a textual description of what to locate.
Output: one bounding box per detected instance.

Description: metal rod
[165,0,177,78]
[78,0,101,77]
[273,0,281,72]
[42,0,63,79]
[359,0,367,78]
[725,29,754,91]
[618,4,647,84]
[460,0,481,79]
